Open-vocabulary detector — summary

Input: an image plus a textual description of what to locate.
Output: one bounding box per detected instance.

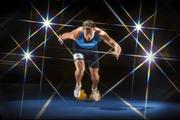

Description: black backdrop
[0,0,180,102]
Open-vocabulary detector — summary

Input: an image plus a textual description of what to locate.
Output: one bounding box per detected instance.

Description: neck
[84,33,95,41]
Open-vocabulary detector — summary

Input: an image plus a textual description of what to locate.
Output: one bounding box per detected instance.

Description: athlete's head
[82,20,96,40]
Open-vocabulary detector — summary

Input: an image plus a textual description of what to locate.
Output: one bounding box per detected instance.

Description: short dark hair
[82,20,96,28]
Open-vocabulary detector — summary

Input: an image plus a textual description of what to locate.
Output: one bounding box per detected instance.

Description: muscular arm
[59,27,82,41]
[98,28,121,59]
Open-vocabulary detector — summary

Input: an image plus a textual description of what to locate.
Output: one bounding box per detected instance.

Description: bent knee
[75,60,85,72]
[91,73,100,81]
[75,66,85,74]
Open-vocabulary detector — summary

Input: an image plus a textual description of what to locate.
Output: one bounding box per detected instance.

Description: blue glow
[1,98,179,119]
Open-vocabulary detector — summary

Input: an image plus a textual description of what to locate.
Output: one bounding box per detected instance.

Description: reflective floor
[0,96,180,119]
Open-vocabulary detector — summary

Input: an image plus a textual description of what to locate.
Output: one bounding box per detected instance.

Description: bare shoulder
[73,27,83,39]
[74,27,83,32]
[95,27,109,41]
[95,27,107,36]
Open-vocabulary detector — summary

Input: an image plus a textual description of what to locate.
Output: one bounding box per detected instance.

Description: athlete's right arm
[59,27,82,41]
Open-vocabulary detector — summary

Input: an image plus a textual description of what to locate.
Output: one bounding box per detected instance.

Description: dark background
[0,0,180,103]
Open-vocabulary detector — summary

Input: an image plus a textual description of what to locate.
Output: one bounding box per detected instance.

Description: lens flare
[135,23,142,31]
[43,19,51,27]
[23,52,31,60]
[146,52,154,62]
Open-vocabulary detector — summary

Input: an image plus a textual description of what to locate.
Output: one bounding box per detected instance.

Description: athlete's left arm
[99,29,121,60]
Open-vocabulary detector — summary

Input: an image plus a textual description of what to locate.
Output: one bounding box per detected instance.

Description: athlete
[59,20,121,101]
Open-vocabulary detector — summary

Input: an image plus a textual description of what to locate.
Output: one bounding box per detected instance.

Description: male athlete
[59,20,121,101]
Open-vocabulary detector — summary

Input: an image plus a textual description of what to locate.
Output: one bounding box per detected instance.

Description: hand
[112,51,120,60]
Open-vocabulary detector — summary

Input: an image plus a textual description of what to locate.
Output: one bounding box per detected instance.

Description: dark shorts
[73,43,99,68]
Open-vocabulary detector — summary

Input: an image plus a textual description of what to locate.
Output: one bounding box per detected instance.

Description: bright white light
[135,24,142,31]
[43,20,51,27]
[24,52,31,60]
[146,52,154,62]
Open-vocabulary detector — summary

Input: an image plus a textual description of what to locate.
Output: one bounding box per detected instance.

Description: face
[83,27,95,40]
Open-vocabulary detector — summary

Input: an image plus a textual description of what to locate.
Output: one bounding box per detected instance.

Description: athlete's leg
[74,59,85,87]
[89,67,101,101]
[73,53,85,98]
[87,46,101,101]
[89,67,100,90]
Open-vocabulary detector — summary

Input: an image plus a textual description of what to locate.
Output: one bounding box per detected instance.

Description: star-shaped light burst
[0,0,94,119]
[103,0,180,119]
[1,0,180,119]
[23,51,32,61]
[135,23,142,32]
[0,0,77,118]
[43,19,51,27]
[146,51,155,62]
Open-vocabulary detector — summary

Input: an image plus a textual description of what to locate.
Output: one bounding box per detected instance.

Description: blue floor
[0,96,180,119]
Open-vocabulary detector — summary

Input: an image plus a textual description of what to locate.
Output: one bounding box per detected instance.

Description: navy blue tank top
[75,32,100,49]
